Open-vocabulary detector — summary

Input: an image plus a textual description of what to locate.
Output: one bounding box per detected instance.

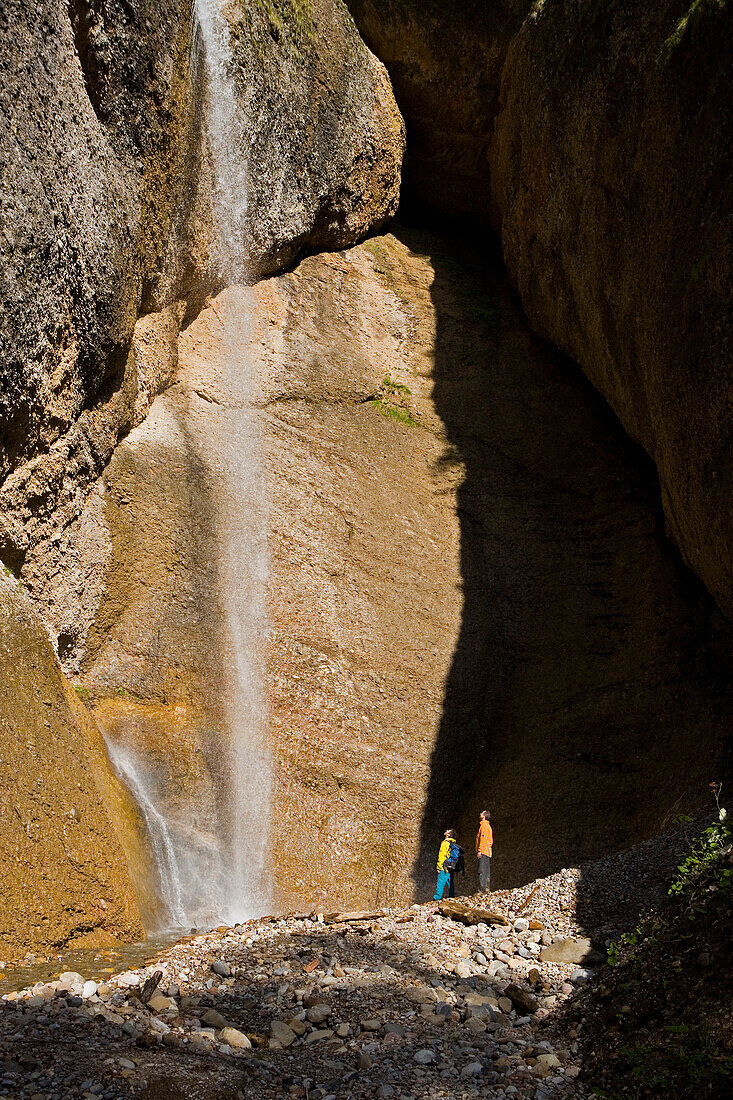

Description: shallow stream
[0,931,181,995]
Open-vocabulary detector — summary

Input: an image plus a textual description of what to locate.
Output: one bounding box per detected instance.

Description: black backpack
[444,840,465,874]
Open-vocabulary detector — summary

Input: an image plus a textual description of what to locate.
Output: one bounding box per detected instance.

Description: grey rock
[202,1008,229,1029]
[211,960,231,977]
[306,1003,332,1024]
[270,1020,296,1048]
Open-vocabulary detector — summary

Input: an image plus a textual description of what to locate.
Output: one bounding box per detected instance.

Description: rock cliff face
[39,228,731,910]
[0,0,403,581]
[0,577,143,961]
[0,0,402,939]
[347,0,733,623]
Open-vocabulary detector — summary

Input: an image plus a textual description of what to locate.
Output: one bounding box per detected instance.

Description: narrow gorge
[0,2,731,1098]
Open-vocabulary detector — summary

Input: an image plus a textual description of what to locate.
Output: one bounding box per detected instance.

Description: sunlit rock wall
[50,230,732,910]
[0,0,403,585]
[0,577,143,962]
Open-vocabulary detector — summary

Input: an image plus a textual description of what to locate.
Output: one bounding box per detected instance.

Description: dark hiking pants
[479,854,491,892]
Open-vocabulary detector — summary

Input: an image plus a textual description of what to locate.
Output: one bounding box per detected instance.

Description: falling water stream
[102,0,271,932]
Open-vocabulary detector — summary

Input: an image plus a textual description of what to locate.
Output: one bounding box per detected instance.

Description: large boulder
[347,0,733,621]
[223,0,405,279]
[0,576,143,961]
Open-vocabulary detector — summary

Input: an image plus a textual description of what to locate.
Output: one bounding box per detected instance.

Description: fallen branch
[438,900,508,926]
[324,910,385,924]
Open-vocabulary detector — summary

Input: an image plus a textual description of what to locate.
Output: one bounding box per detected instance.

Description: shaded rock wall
[347,0,733,624]
[0,577,143,962]
[49,229,732,910]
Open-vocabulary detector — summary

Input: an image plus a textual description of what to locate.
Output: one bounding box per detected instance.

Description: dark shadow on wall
[396,219,733,901]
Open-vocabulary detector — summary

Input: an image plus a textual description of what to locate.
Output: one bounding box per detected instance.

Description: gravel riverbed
[0,823,701,1100]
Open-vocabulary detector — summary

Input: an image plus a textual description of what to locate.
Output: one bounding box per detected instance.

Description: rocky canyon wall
[347,0,733,623]
[48,228,732,910]
[0,0,403,588]
[0,0,403,946]
[1,0,730,939]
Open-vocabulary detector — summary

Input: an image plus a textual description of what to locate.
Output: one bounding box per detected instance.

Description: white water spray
[106,0,271,930]
[106,740,188,929]
[192,0,251,280]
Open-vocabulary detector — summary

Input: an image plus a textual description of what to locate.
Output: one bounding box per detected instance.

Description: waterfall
[191,0,272,924]
[105,0,271,930]
[105,740,188,929]
[192,0,251,280]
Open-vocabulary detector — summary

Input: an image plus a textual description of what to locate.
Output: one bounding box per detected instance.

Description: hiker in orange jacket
[476,810,493,892]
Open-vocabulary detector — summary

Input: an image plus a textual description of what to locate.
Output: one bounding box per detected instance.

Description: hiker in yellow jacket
[476,810,493,892]
[432,828,457,901]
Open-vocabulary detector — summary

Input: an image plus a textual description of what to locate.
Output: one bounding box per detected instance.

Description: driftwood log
[438,900,508,926]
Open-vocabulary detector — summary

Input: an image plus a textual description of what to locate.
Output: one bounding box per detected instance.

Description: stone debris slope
[0,821,704,1098]
[0,887,599,1100]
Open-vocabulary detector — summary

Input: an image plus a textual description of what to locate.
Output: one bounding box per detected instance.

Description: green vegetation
[362,238,415,313]
[369,374,419,428]
[246,0,316,49]
[665,0,728,54]
[591,785,732,1098]
[73,684,91,701]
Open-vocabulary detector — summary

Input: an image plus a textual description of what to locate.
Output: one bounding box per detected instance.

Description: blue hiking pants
[433,869,455,901]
